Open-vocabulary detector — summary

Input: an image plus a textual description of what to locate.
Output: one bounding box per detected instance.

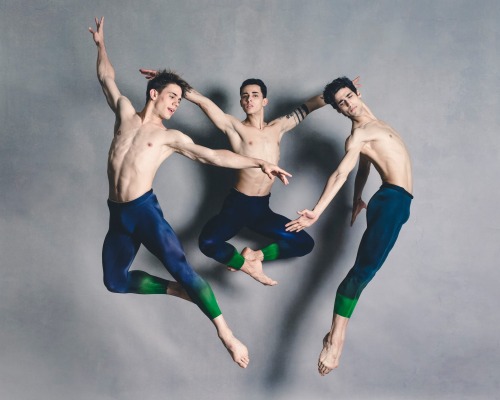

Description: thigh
[249,206,292,240]
[199,195,251,242]
[102,228,141,282]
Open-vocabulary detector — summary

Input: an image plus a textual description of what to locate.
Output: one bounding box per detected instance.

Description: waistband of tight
[380,183,413,199]
[107,189,154,208]
[230,187,271,200]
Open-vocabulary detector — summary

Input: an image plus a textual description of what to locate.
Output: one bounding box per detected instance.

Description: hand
[261,163,292,185]
[353,76,361,88]
[88,16,104,46]
[139,68,158,80]
[285,209,318,232]
[350,198,367,226]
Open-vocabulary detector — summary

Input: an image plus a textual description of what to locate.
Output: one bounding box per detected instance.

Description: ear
[149,88,158,100]
[262,98,269,107]
[356,90,361,98]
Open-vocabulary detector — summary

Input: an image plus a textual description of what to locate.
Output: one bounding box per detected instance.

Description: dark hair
[240,78,267,98]
[323,76,357,111]
[146,69,191,103]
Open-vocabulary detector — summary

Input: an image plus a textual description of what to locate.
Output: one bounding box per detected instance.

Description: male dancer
[286,77,413,375]
[141,70,326,286]
[89,17,290,368]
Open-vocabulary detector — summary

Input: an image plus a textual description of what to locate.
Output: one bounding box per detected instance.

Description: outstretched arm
[184,88,240,136]
[274,77,361,135]
[350,154,370,226]
[89,17,123,113]
[273,94,327,135]
[169,132,292,185]
[285,135,364,232]
[139,69,239,137]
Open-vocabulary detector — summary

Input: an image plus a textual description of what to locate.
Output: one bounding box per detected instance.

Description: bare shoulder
[116,95,136,117]
[162,128,193,146]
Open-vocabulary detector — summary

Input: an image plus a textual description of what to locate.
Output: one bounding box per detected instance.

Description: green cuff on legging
[334,293,358,318]
[261,243,280,261]
[227,249,245,270]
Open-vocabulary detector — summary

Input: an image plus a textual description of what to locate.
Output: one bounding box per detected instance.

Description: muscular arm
[353,155,370,201]
[184,88,240,137]
[285,134,364,231]
[169,132,291,184]
[275,94,326,135]
[89,17,127,114]
[350,154,370,225]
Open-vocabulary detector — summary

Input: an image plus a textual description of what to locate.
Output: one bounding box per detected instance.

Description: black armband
[290,103,310,123]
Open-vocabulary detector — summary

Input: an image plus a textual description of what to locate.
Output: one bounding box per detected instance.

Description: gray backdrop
[1,1,499,399]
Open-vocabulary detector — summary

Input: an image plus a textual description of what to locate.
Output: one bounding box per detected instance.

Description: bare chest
[237,129,281,161]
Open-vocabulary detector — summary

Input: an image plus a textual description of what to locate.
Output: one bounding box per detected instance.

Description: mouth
[168,107,176,115]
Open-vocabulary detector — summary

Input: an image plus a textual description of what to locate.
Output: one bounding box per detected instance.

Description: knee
[198,235,218,257]
[103,276,128,294]
[302,234,315,255]
[293,232,315,256]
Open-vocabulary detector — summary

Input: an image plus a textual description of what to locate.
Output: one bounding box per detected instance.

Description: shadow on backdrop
[136,90,351,385]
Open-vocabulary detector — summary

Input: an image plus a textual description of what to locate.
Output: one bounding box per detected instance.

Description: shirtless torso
[89,17,290,369]
[285,81,413,375]
[183,83,325,285]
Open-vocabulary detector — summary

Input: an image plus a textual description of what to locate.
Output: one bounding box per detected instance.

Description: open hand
[89,16,104,46]
[139,68,158,80]
[261,163,292,185]
[285,209,318,232]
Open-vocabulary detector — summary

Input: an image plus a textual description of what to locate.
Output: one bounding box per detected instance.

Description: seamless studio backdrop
[1,1,499,399]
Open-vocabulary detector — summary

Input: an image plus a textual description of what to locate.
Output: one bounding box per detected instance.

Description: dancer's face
[153,84,182,120]
[240,84,268,115]
[334,87,362,118]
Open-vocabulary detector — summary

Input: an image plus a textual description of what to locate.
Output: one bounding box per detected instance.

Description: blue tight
[199,188,314,268]
[334,183,413,318]
[102,190,221,320]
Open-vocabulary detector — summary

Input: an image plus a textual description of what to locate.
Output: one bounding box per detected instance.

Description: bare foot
[166,282,192,302]
[318,333,344,375]
[226,247,264,272]
[240,256,277,286]
[241,247,264,261]
[219,331,250,368]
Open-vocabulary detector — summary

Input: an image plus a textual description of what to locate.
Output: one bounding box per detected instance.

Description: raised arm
[285,134,364,232]
[168,131,292,185]
[274,76,361,135]
[89,17,123,113]
[139,70,240,137]
[272,94,327,136]
[184,88,241,137]
[350,154,370,226]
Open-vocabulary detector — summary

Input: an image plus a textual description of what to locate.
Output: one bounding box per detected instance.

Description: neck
[243,111,266,129]
[350,104,377,128]
[138,103,163,126]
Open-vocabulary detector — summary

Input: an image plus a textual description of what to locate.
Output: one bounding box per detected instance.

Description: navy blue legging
[102,190,221,320]
[199,188,314,265]
[334,183,413,318]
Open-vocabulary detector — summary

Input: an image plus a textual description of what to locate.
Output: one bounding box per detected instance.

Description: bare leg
[212,315,250,368]
[318,314,349,375]
[166,281,192,302]
[238,247,277,286]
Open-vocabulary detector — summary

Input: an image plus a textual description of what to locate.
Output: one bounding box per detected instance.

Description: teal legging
[334,183,413,318]
[102,190,221,320]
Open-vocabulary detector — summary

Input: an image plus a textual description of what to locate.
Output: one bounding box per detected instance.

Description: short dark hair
[146,69,191,103]
[240,78,267,98]
[323,76,357,111]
